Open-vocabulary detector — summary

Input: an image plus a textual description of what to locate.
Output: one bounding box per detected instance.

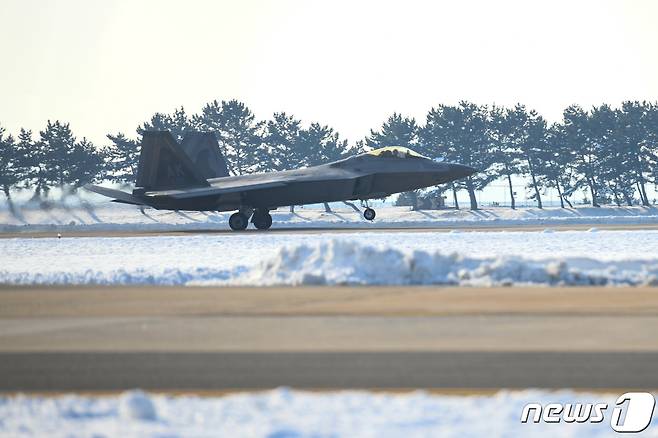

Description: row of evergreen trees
[386,101,658,209]
[0,121,104,202]
[1,99,657,209]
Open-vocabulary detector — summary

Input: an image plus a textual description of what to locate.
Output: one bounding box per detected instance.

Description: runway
[2,286,658,391]
[3,351,657,391]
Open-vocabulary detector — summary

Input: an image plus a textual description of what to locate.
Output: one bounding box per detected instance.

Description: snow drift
[2,239,657,286]
[231,240,658,286]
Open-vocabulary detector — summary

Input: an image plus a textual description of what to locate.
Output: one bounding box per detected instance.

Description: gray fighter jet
[86,131,476,230]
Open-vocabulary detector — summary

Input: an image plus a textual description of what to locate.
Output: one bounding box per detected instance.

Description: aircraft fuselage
[139,155,475,212]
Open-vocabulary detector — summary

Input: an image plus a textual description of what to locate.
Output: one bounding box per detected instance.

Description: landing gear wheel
[252,211,273,230]
[364,208,376,221]
[229,212,249,231]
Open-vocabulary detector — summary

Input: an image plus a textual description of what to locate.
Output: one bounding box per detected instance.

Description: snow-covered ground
[2,203,658,232]
[3,202,658,286]
[1,230,657,286]
[0,388,654,438]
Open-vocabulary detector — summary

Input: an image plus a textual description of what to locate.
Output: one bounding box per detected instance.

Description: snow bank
[2,239,656,286]
[0,388,653,437]
[0,267,242,286]
[231,240,658,286]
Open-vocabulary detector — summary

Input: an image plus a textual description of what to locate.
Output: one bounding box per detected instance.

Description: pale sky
[1,0,658,147]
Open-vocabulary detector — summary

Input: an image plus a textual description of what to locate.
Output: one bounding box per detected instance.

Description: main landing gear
[252,209,273,230]
[228,209,273,231]
[229,212,249,231]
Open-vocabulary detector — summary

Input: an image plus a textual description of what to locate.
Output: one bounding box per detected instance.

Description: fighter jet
[86,131,476,230]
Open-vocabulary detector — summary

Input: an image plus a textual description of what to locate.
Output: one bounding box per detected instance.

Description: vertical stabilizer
[135,131,209,191]
[180,132,230,179]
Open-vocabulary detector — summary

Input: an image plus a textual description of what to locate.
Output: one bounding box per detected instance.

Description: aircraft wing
[143,181,288,199]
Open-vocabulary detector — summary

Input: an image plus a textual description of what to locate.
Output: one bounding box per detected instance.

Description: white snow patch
[2,231,658,286]
[118,390,157,421]
[0,388,654,437]
[0,267,241,286]
[228,240,658,287]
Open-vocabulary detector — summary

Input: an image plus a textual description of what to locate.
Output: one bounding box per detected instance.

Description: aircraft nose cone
[427,162,476,184]
[450,163,477,178]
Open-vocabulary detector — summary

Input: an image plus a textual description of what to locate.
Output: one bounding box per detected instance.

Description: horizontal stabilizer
[84,184,144,205]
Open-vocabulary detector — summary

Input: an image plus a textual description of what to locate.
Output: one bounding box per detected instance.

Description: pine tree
[366,113,419,149]
[37,120,77,195]
[538,124,575,208]
[353,139,367,155]
[195,100,263,175]
[29,121,104,195]
[139,106,191,143]
[617,101,653,206]
[14,129,38,195]
[106,133,140,183]
[562,105,604,207]
[68,138,106,189]
[170,107,191,142]
[505,105,549,209]
[263,112,305,171]
[488,106,523,209]
[645,102,658,200]
[420,102,495,210]
[303,123,349,165]
[0,125,17,202]
[20,128,47,198]
[590,105,635,206]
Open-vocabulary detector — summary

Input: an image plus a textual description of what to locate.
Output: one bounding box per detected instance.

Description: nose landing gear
[359,200,376,221]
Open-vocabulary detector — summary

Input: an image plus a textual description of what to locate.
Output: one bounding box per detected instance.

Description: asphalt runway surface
[2,286,658,391]
[3,351,657,391]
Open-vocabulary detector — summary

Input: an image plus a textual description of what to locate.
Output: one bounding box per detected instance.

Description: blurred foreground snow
[0,388,655,438]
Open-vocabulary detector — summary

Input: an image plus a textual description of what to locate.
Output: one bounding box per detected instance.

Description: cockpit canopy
[366,146,428,159]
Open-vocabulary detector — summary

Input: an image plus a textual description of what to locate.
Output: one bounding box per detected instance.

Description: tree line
[1,99,657,210]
